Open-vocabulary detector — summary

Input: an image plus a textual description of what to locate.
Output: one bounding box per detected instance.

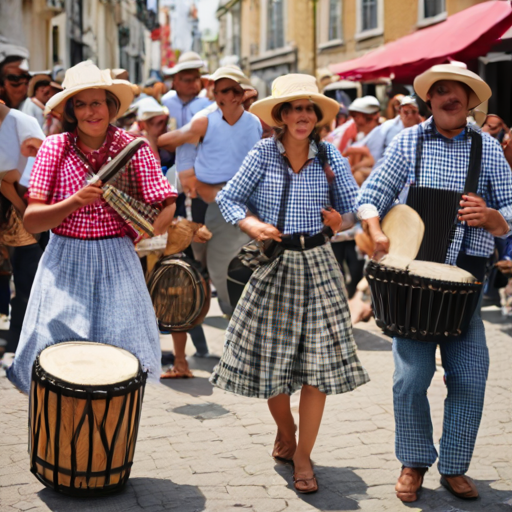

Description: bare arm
[23,182,103,234]
[0,180,26,214]
[157,117,208,152]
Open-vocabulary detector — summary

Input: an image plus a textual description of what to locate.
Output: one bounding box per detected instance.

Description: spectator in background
[21,73,62,128]
[482,114,510,145]
[0,37,30,110]
[343,96,381,185]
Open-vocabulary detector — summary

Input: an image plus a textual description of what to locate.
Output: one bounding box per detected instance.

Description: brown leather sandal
[293,474,318,494]
[160,367,194,379]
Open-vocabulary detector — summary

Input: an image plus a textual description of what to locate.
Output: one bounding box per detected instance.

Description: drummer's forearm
[363,216,384,239]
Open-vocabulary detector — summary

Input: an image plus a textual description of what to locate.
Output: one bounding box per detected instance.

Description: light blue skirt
[7,234,161,394]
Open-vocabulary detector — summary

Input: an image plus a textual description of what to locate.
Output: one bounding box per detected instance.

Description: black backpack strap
[463,130,483,194]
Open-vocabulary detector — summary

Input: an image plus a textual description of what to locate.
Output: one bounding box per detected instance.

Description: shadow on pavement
[202,315,230,330]
[170,402,230,421]
[353,328,392,351]
[160,376,214,397]
[37,477,206,511]
[188,354,220,373]
[415,480,512,511]
[274,462,367,510]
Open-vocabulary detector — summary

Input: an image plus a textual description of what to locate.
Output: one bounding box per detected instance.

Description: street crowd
[2,32,512,502]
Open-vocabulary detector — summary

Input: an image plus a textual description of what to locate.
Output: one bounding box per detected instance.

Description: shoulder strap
[276,152,291,232]
[463,130,483,194]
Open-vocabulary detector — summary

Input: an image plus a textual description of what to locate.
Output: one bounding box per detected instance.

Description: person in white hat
[6,60,178,395]
[158,65,262,317]
[209,73,369,494]
[21,72,63,128]
[357,64,512,502]
[161,51,211,177]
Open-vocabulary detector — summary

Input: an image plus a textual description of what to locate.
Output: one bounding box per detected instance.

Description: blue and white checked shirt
[217,137,359,236]
[357,117,512,264]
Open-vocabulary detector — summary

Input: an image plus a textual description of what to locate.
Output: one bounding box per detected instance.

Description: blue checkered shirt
[357,117,512,264]
[217,137,359,236]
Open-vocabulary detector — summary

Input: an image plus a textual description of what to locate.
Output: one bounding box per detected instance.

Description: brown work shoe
[395,466,428,502]
[440,475,479,500]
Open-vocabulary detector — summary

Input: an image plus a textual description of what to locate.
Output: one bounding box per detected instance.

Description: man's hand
[20,137,43,157]
[178,169,198,198]
[496,259,512,275]
[239,216,282,242]
[70,182,103,209]
[459,193,509,236]
[363,217,390,262]
[193,225,212,243]
[322,207,342,233]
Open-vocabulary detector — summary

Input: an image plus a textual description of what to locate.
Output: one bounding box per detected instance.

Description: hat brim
[213,74,254,90]
[414,69,491,110]
[166,61,204,75]
[250,93,340,127]
[28,74,52,97]
[45,80,135,119]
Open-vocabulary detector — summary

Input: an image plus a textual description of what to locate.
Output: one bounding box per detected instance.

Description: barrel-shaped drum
[366,260,482,342]
[30,342,146,496]
[147,255,210,332]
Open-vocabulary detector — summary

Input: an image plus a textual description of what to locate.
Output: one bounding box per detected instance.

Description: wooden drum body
[366,260,482,342]
[29,342,146,497]
[147,255,210,332]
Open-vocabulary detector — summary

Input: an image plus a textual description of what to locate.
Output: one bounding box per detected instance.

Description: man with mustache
[357,64,512,502]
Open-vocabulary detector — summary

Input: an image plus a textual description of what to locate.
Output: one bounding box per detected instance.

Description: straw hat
[165,51,204,76]
[28,72,62,97]
[45,60,134,117]
[399,95,419,109]
[413,64,491,110]
[250,74,340,127]
[136,97,168,122]
[210,66,254,90]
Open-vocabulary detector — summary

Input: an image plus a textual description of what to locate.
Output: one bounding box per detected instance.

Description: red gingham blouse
[29,125,177,240]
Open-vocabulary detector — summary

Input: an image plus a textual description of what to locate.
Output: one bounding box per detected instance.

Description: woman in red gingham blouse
[7,61,177,394]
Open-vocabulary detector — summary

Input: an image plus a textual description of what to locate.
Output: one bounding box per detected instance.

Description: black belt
[279,233,327,251]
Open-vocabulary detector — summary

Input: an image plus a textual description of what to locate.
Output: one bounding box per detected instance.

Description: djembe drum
[29,342,146,496]
[366,205,482,342]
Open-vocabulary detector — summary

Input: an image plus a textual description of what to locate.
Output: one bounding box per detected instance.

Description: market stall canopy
[330,1,512,83]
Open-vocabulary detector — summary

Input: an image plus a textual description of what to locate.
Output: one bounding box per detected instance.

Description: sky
[197,0,220,40]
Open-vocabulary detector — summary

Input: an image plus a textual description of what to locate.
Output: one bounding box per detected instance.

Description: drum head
[39,342,140,386]
[407,260,477,283]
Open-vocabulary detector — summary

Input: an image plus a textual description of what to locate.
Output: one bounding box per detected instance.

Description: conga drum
[29,342,146,496]
[147,255,210,332]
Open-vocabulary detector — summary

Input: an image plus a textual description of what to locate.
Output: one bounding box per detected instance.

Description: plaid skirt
[7,234,161,394]
[210,243,370,398]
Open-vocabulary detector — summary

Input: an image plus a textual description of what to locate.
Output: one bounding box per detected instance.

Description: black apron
[405,124,486,281]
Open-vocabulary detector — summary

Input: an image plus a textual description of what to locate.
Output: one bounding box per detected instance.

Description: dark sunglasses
[215,86,244,96]
[5,74,30,86]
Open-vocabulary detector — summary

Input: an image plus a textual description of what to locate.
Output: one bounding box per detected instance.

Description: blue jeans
[392,303,489,475]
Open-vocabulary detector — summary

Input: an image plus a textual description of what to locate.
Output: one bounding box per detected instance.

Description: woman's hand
[458,193,509,236]
[322,207,342,233]
[69,181,104,210]
[239,216,282,242]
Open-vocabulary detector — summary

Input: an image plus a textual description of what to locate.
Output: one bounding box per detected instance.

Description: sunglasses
[5,74,30,86]
[215,86,244,96]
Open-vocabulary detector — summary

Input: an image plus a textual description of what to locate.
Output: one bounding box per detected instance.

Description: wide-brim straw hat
[414,64,491,110]
[45,60,134,117]
[250,74,340,127]
[165,51,204,76]
[136,96,168,122]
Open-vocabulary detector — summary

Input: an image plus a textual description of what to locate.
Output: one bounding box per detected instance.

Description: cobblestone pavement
[1,302,512,512]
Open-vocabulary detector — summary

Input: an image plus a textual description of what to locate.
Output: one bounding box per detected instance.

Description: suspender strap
[463,130,483,194]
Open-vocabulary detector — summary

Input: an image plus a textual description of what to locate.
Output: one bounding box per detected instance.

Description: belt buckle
[300,235,306,250]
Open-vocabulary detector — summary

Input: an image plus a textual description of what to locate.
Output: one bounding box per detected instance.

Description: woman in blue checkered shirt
[210,74,369,494]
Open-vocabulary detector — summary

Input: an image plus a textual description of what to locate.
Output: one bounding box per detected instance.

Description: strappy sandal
[293,473,318,494]
[160,366,194,379]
